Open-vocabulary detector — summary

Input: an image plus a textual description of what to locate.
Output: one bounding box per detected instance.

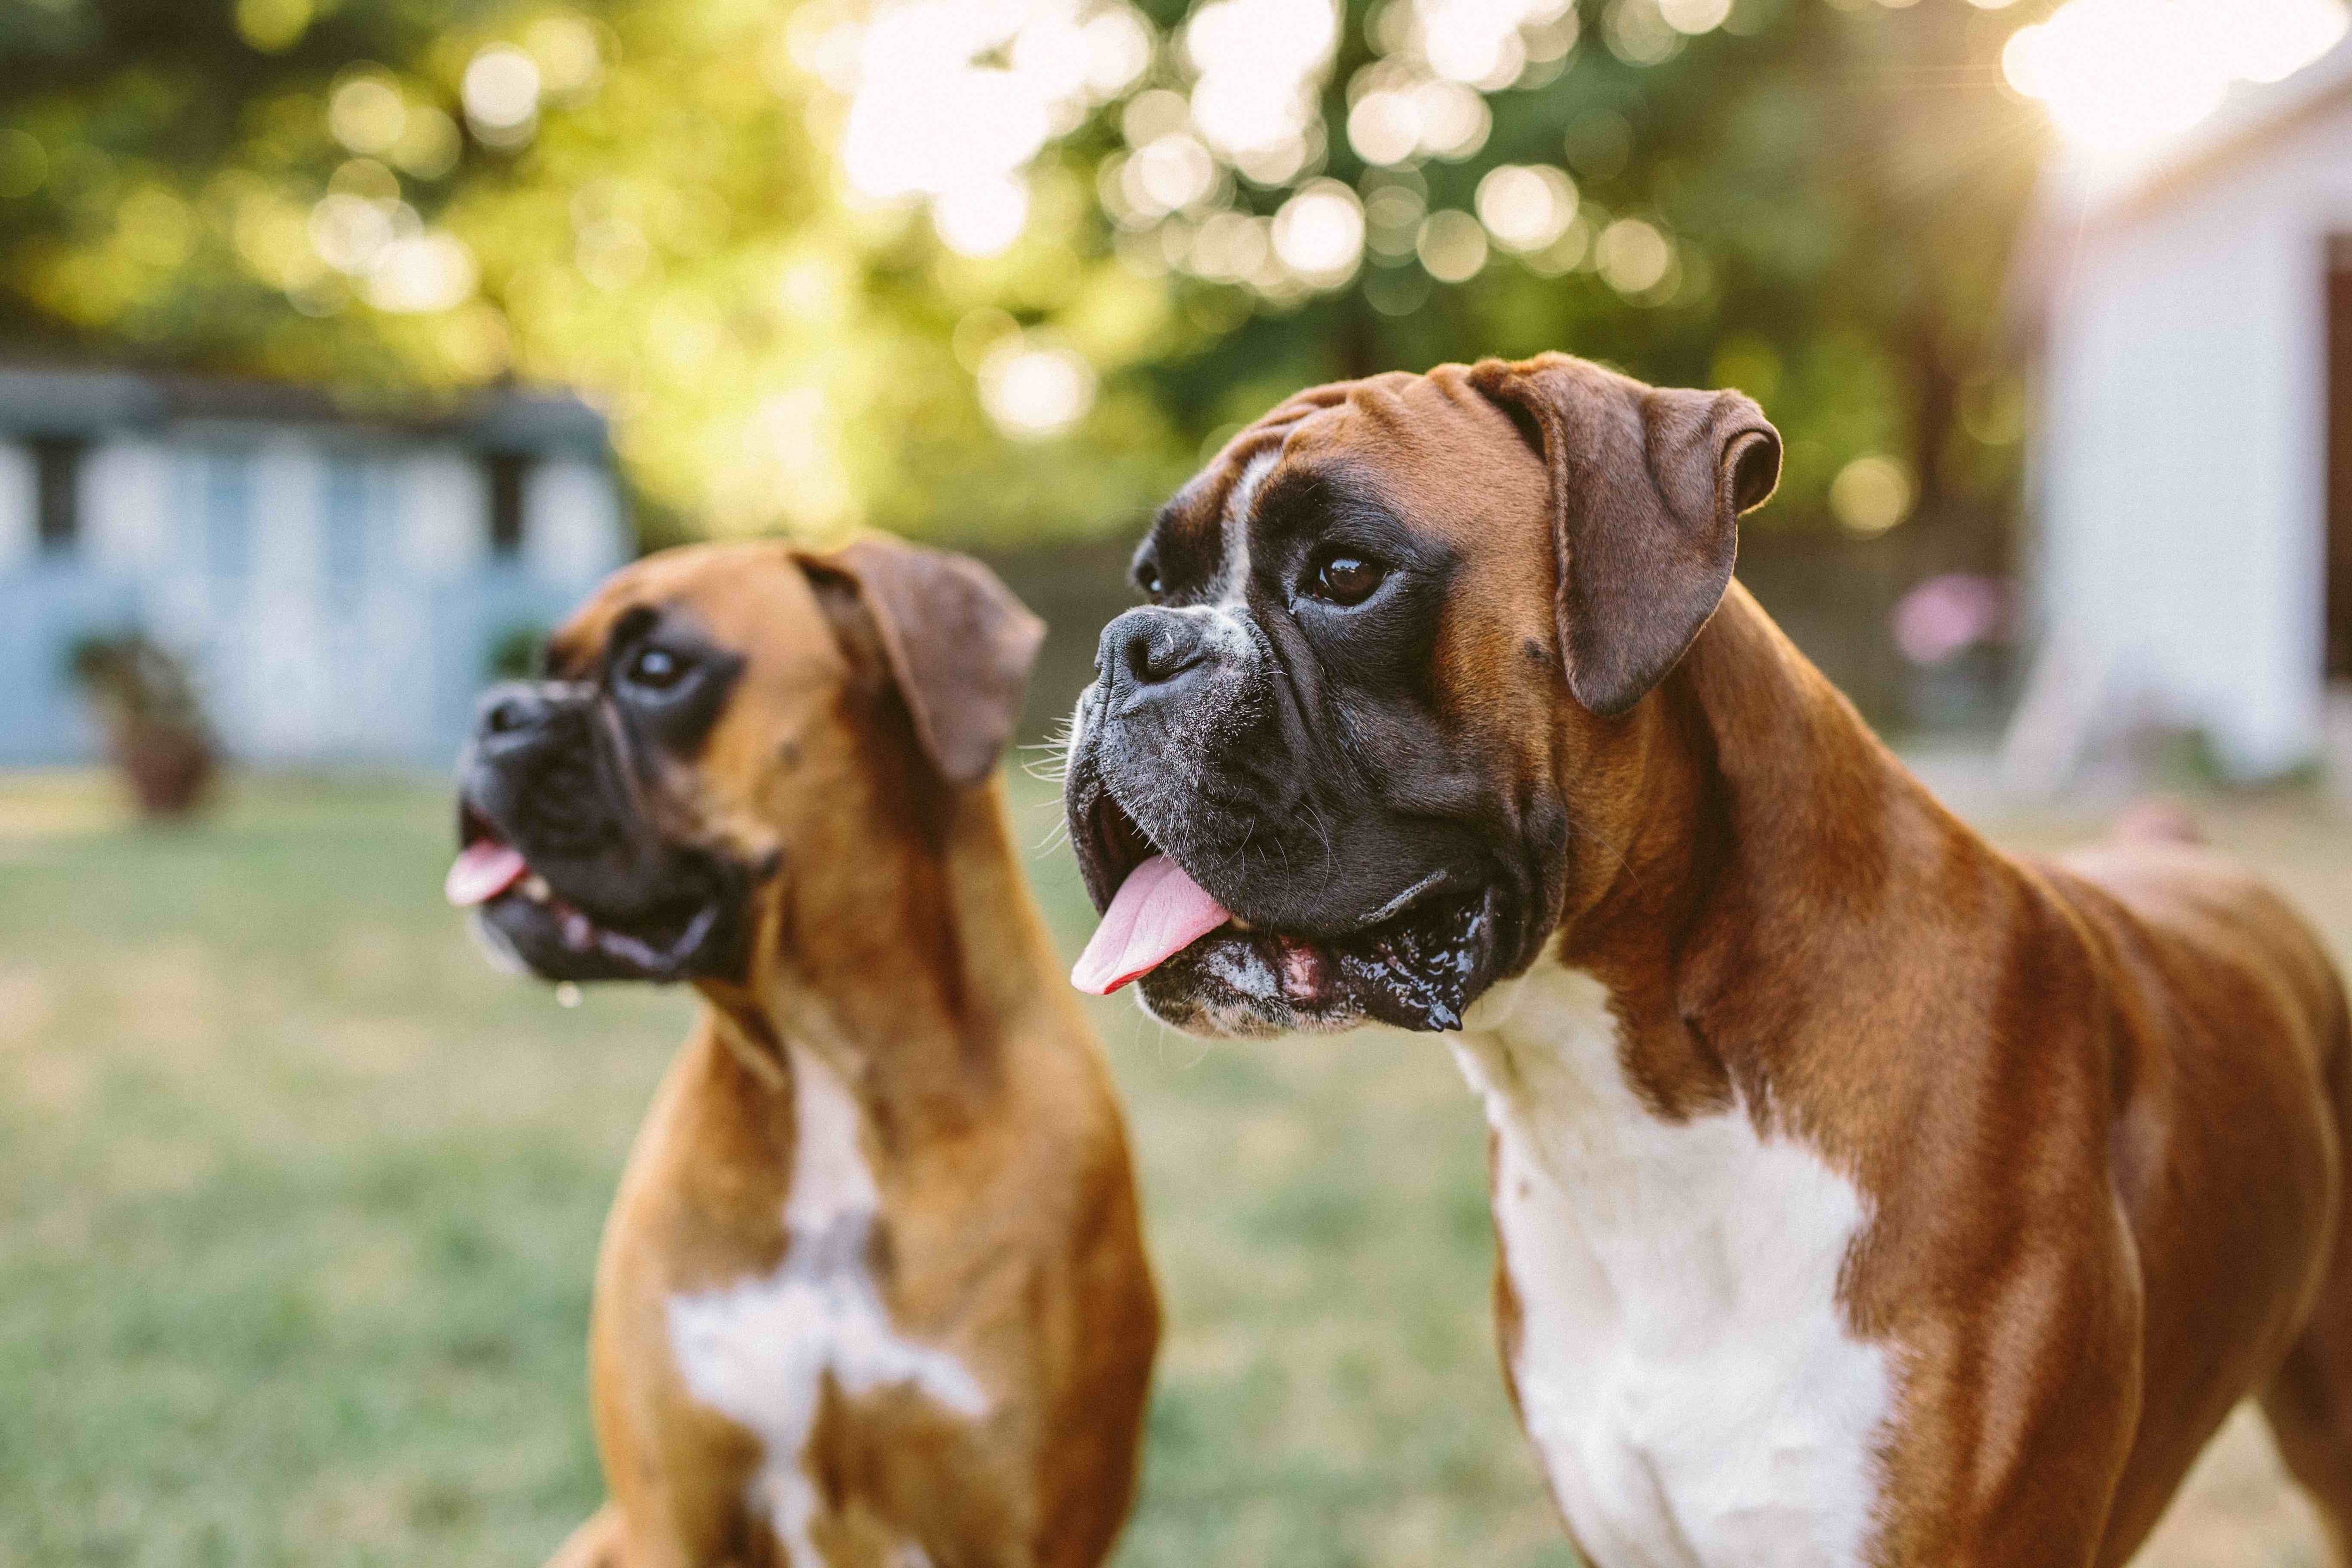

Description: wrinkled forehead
[543,544,830,677]
[1143,366,1546,579]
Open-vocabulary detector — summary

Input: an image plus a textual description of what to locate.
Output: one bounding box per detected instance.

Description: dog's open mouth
[448,805,722,981]
[1072,794,1496,1033]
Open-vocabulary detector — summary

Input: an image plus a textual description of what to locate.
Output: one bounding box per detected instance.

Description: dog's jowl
[454,538,1158,1568]
[1063,352,2352,1567]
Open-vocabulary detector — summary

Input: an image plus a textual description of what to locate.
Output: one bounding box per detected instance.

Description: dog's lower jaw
[1130,967,1350,1039]
[472,878,744,984]
[1129,889,1504,1036]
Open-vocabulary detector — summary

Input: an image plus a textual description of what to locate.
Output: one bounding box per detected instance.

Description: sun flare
[2004,0,2347,166]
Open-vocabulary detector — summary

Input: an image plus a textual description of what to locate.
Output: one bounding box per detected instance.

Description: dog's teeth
[1230,915,1253,931]
[522,875,552,902]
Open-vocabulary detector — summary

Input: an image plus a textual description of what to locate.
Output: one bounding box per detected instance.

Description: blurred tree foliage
[0,0,2050,549]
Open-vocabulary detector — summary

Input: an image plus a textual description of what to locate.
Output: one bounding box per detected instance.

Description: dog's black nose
[482,687,539,735]
[473,681,575,750]
[1097,608,1210,700]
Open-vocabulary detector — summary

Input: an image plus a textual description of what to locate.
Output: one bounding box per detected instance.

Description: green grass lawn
[0,768,1569,1567]
[8,766,2352,1566]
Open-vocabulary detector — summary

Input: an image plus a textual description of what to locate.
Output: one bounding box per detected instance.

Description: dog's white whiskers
[1299,799,1335,885]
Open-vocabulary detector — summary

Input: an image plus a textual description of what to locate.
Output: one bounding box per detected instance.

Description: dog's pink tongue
[1072,854,1232,995]
[445,842,528,907]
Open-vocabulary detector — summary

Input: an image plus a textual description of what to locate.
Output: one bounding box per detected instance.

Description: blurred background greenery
[0,0,2039,572]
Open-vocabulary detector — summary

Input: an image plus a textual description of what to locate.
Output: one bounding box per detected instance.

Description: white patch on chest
[1453,961,1896,1568]
[666,1043,989,1567]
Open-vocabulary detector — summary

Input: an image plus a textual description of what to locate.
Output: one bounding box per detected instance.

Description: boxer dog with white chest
[450,538,1158,1568]
[1061,353,2352,1565]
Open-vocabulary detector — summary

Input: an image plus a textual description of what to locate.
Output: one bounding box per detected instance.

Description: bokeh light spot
[1830,454,1914,536]
[235,0,312,53]
[1475,163,1577,253]
[1659,0,1732,34]
[1596,216,1671,294]
[391,108,461,181]
[1416,208,1488,282]
[526,16,602,96]
[464,46,542,145]
[365,231,477,313]
[1347,91,1422,166]
[329,76,408,158]
[1603,0,1683,64]
[934,176,1031,257]
[979,339,1097,439]
[1272,179,1365,284]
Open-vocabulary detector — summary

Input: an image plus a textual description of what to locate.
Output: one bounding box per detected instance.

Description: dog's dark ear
[1469,353,1780,717]
[802,536,1045,787]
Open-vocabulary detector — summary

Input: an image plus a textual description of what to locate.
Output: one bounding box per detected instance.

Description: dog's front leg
[1865,1219,2144,1568]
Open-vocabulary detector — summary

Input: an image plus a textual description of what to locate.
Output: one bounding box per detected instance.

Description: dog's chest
[664,1043,987,1567]
[1453,964,1895,1568]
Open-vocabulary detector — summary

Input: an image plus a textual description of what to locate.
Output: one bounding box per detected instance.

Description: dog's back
[2025,822,2352,1551]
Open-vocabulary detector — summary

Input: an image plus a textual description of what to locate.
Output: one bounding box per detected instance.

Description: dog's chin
[1128,885,1504,1038]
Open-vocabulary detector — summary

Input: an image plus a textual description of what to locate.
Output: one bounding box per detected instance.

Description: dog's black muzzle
[453,680,746,985]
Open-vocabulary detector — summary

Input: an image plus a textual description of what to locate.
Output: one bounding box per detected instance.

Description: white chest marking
[1453,961,1895,1568]
[666,1044,988,1568]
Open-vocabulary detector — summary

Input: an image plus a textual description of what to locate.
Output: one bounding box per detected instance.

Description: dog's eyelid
[600,605,665,672]
[610,604,659,640]
[1252,471,1394,554]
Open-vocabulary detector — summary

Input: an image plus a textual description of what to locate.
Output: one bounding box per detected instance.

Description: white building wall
[2036,97,2352,775]
[239,434,331,761]
[0,440,32,568]
[316,454,437,762]
[82,439,173,574]
[138,446,216,688]
[523,458,624,587]
[398,447,487,579]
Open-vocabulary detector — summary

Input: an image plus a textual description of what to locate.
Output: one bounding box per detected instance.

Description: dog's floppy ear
[800,535,1045,787]
[1469,352,1780,717]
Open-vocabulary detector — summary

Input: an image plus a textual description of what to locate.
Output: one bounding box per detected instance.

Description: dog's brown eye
[627,645,688,690]
[1305,553,1386,606]
[1136,565,1163,599]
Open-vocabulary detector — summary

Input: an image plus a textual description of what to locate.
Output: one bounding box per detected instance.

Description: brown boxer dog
[1061,353,2352,1565]
[449,538,1158,1568]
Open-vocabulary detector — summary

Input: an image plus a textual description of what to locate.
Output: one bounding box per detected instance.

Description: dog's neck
[697,775,1071,1134]
[1549,582,1975,1118]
